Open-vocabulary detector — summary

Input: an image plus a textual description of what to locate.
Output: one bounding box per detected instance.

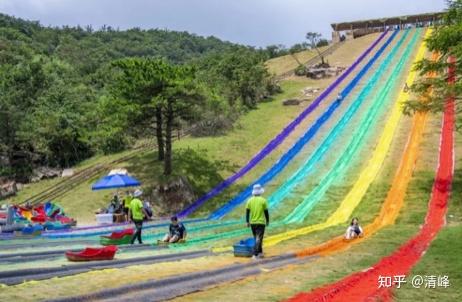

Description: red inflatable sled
[65,245,118,262]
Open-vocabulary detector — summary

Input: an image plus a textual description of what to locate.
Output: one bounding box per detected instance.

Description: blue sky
[0,0,446,47]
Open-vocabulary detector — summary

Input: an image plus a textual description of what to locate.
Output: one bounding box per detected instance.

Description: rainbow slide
[41,30,392,239]
[171,29,421,247]
[286,53,455,302]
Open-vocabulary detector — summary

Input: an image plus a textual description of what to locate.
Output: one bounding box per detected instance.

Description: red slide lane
[286,56,456,302]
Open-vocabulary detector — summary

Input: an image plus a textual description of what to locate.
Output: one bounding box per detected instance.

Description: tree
[154,66,205,175]
[306,32,326,65]
[20,58,94,168]
[405,0,462,131]
[195,48,273,109]
[289,43,306,66]
[0,12,277,182]
[0,40,46,179]
[111,58,205,175]
[111,58,173,162]
[316,39,329,48]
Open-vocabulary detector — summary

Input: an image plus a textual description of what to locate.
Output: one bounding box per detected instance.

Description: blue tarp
[92,174,141,190]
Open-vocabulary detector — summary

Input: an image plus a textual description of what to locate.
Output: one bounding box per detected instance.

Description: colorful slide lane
[286,55,455,302]
[281,28,420,224]
[210,28,421,252]
[208,30,395,220]
[177,30,389,218]
[37,31,389,240]
[178,29,419,248]
[262,29,431,247]
[38,31,391,240]
[266,29,405,211]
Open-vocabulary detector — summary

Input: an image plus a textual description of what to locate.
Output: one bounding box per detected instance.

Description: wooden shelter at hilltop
[331,12,445,42]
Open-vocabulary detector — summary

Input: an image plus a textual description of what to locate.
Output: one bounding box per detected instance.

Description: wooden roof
[331,12,445,31]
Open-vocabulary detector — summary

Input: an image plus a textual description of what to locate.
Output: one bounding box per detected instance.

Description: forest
[0,13,280,182]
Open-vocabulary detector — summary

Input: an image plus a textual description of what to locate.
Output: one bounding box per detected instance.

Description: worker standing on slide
[129,190,148,245]
[246,184,269,259]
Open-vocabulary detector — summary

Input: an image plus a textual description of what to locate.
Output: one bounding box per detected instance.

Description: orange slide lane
[286,55,455,302]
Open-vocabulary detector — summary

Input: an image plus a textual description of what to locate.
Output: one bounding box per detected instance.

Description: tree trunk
[290,53,302,66]
[314,47,325,65]
[164,101,174,176]
[155,106,165,161]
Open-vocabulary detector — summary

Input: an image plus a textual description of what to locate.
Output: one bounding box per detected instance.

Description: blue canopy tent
[92,174,141,191]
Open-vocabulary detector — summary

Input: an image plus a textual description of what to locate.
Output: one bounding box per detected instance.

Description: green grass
[7,149,140,205]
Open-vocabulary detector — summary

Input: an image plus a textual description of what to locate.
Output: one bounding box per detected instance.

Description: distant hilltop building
[331,12,445,43]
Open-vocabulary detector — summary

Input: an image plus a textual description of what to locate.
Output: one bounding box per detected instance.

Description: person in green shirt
[128,189,148,244]
[246,184,269,259]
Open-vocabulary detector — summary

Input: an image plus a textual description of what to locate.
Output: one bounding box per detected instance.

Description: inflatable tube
[21,224,44,235]
[178,30,390,218]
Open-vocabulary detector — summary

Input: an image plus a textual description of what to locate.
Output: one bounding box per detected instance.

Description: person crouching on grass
[128,189,148,244]
[246,184,269,259]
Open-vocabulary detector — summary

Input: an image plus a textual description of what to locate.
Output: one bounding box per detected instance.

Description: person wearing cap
[246,184,269,259]
[128,189,148,244]
[162,216,187,243]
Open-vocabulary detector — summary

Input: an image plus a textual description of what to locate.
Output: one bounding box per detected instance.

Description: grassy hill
[6,33,380,224]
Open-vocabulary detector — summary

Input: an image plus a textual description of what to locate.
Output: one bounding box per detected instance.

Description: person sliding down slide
[246,184,269,260]
[344,217,364,240]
